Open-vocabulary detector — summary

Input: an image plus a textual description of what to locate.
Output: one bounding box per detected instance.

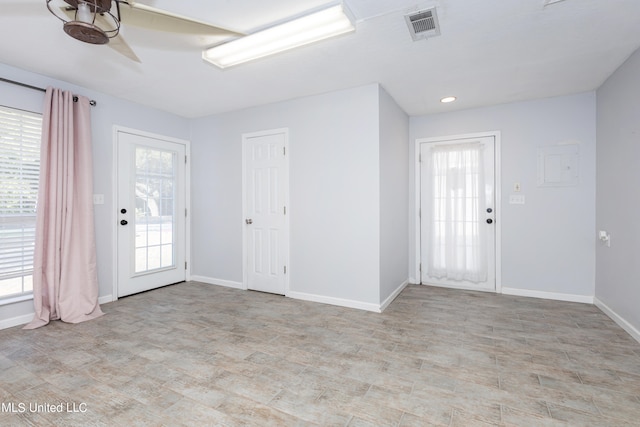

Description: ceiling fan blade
[107,34,141,63]
[94,12,141,62]
[121,2,243,38]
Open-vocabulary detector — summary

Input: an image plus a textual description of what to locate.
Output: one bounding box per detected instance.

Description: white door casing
[115,128,188,298]
[416,132,501,293]
[242,129,289,295]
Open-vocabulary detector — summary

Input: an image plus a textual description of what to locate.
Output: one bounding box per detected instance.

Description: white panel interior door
[419,136,496,291]
[243,130,288,295]
[117,130,186,297]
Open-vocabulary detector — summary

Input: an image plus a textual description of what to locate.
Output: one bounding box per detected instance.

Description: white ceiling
[2,0,640,118]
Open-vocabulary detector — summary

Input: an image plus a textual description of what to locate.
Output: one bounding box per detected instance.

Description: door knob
[486,208,492,213]
[245,219,253,225]
[120,220,128,226]
[486,219,493,224]
[120,208,127,214]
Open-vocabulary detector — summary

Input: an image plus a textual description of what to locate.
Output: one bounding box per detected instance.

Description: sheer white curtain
[424,142,488,282]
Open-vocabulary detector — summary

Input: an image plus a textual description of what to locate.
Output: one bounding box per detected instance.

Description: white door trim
[241,128,290,295]
[112,126,191,301]
[414,131,502,294]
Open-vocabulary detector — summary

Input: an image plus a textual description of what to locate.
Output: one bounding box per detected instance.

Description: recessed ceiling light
[440,96,457,103]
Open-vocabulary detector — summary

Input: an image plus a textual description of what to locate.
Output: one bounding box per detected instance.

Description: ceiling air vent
[405,7,440,41]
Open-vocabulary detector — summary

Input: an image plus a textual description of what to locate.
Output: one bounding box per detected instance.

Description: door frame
[112,126,191,301]
[241,128,290,295]
[414,131,502,294]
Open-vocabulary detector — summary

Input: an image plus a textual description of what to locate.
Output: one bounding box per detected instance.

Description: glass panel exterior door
[117,130,186,297]
[420,136,496,291]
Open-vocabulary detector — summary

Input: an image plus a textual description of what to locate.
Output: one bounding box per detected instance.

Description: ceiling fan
[45,0,242,62]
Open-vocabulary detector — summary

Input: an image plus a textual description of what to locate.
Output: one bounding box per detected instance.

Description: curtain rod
[0,77,97,106]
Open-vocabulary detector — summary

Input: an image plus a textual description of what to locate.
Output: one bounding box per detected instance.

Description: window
[0,105,42,300]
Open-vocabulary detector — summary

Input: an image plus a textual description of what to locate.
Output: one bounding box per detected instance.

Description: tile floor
[1,282,639,426]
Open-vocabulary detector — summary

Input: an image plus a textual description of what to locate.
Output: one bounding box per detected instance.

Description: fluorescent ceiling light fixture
[440,96,457,103]
[202,3,355,69]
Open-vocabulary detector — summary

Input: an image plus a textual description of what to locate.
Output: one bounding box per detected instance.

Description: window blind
[0,105,42,298]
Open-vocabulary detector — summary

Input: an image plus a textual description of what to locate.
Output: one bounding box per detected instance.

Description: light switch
[93,194,104,205]
[509,195,525,205]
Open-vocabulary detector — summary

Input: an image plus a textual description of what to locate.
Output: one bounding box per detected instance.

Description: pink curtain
[24,88,104,329]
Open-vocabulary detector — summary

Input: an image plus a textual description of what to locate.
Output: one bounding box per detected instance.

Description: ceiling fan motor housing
[64,21,109,44]
[50,0,120,44]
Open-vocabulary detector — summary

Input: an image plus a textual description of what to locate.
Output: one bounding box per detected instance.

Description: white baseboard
[501,287,594,304]
[1,294,114,330]
[0,313,33,330]
[380,280,409,312]
[98,295,114,305]
[191,275,246,290]
[594,297,640,344]
[193,276,402,313]
[287,291,381,313]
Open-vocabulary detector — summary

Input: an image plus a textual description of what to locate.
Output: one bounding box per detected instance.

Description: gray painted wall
[378,87,409,302]
[595,47,640,333]
[0,63,190,327]
[410,93,597,298]
[190,84,382,305]
[2,59,623,327]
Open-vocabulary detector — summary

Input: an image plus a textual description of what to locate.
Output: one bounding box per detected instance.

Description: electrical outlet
[598,230,611,247]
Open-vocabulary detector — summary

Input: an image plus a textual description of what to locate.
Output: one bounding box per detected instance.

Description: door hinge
[284,206,287,215]
[185,155,187,164]
[283,146,286,156]
[419,263,422,273]
[419,153,421,163]
[284,266,287,274]
[185,208,188,217]
[185,261,188,270]
[418,208,421,219]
